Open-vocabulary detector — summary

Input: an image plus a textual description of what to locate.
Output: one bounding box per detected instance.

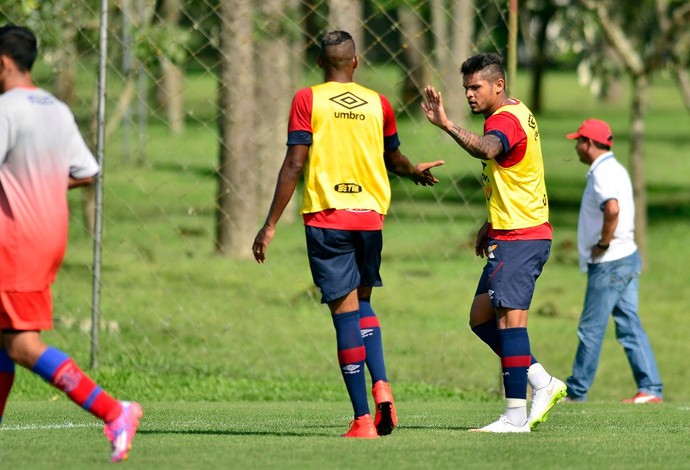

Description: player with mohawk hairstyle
[253,30,443,438]
[423,52,566,432]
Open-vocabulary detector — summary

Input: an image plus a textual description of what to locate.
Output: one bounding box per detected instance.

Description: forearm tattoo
[448,124,497,160]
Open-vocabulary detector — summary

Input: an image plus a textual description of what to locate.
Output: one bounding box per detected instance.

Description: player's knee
[2,334,46,368]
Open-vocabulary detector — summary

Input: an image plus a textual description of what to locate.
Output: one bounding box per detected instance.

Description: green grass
[3,66,690,465]
[2,401,688,468]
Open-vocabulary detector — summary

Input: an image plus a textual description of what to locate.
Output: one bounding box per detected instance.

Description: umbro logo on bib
[330,92,368,110]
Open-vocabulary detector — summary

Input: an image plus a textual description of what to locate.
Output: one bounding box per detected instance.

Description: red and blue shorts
[305,226,383,304]
[475,239,551,310]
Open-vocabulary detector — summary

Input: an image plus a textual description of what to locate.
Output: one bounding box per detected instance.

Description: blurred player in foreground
[0,25,142,462]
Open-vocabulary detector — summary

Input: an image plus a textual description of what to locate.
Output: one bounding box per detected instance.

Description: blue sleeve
[287,130,312,146]
[384,133,401,151]
[486,129,510,154]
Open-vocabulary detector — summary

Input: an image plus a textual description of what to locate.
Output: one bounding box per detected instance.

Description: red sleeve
[288,87,313,133]
[484,110,526,167]
[379,94,398,137]
[484,111,523,148]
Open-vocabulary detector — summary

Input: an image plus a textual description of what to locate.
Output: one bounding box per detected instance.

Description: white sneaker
[528,377,567,429]
[470,415,530,433]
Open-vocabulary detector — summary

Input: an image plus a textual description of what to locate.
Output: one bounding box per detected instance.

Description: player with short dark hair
[422,52,566,432]
[253,30,443,438]
[0,24,142,462]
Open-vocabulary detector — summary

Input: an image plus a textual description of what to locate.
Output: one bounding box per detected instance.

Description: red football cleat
[372,380,397,436]
[342,413,378,438]
[622,392,663,404]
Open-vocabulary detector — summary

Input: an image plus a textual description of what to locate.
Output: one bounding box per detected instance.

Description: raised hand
[421,86,450,130]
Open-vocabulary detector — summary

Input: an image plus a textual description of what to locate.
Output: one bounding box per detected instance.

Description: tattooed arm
[421,85,503,160]
[446,123,503,160]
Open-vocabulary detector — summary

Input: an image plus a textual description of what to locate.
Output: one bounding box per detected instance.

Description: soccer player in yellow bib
[252,31,443,438]
[422,53,566,432]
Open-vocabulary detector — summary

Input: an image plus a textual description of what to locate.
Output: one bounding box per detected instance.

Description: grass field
[3,66,690,466]
[3,401,689,468]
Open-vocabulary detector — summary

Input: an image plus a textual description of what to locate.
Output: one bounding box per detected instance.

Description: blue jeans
[566,251,663,400]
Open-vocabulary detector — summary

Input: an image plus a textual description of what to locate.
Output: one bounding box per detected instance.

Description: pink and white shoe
[104,401,143,462]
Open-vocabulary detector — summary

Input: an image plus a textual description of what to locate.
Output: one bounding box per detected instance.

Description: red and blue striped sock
[472,320,538,365]
[359,299,388,383]
[32,347,122,423]
[498,327,532,400]
[332,310,369,418]
[0,348,15,425]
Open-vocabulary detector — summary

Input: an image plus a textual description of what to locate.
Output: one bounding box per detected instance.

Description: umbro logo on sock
[342,364,361,375]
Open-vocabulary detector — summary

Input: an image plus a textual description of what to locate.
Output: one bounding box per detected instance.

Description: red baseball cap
[566,119,614,147]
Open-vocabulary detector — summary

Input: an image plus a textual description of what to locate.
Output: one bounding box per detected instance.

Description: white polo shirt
[577,152,637,272]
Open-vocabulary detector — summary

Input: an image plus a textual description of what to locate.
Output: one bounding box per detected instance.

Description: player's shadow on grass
[137,429,336,437]
[399,424,472,431]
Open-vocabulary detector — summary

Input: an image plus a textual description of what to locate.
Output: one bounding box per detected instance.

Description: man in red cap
[564,119,663,403]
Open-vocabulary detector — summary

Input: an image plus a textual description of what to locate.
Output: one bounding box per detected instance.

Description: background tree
[523,0,558,113]
[328,0,364,61]
[578,0,690,264]
[398,2,433,113]
[434,0,474,125]
[665,4,690,112]
[256,0,299,224]
[155,0,186,134]
[216,0,258,257]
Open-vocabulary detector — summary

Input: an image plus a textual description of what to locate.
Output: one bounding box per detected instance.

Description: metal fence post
[91,0,109,369]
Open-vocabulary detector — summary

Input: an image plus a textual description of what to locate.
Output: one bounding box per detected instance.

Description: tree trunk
[529,1,557,113]
[444,0,474,125]
[398,6,433,113]
[257,0,297,223]
[55,20,77,106]
[431,0,448,69]
[216,0,258,257]
[158,58,185,133]
[630,74,648,267]
[157,0,185,134]
[671,65,690,113]
[670,28,690,112]
[328,0,364,61]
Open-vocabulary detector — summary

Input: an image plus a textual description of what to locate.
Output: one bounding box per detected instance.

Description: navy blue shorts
[305,226,383,304]
[474,239,551,310]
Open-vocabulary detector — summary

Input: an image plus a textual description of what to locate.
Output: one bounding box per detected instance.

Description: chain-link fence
[1,1,519,395]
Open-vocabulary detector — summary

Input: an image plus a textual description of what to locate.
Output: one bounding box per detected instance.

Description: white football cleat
[470,415,530,433]
[528,377,567,429]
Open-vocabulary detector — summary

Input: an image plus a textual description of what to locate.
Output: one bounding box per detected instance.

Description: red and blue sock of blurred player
[32,347,122,423]
[0,348,14,425]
